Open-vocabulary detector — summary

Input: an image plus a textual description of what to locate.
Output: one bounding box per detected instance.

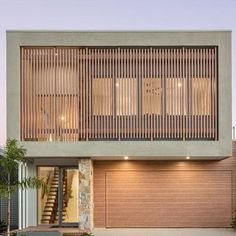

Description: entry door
[58,167,79,226]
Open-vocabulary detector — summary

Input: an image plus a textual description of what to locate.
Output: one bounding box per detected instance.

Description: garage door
[105,171,232,227]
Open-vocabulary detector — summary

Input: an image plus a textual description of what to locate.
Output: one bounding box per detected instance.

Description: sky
[0,0,235,146]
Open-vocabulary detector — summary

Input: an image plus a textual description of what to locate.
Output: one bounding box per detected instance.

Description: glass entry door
[38,167,79,226]
[58,168,79,225]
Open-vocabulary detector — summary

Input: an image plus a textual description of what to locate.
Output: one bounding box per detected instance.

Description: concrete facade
[7,31,232,160]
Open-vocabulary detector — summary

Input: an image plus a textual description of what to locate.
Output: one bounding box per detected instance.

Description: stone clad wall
[78,158,93,230]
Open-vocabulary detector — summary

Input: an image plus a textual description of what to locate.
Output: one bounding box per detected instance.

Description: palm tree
[0,138,47,234]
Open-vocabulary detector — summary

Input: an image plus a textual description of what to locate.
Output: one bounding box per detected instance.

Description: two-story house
[7,31,234,230]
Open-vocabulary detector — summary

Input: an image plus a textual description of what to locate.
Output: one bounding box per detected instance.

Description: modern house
[6,31,235,231]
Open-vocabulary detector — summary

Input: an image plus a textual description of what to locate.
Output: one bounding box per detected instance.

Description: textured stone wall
[78,158,93,230]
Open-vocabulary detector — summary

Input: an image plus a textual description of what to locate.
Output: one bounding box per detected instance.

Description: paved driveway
[94,228,236,236]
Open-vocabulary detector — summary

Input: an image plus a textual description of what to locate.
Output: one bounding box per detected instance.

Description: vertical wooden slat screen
[21,46,218,141]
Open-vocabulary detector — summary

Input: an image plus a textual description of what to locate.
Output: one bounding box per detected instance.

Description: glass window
[38,167,59,225]
[38,167,79,225]
[92,78,112,115]
[166,78,187,115]
[192,78,212,115]
[116,78,137,115]
[142,78,162,115]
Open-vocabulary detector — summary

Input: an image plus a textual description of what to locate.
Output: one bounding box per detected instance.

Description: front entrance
[38,167,79,226]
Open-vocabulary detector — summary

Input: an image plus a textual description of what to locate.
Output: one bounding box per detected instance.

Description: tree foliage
[0,138,47,232]
[0,138,47,196]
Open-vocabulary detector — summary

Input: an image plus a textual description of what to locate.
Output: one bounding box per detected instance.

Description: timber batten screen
[20,46,218,141]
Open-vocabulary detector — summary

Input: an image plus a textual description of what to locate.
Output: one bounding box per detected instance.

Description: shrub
[0,220,7,231]
[232,210,236,229]
[81,233,94,236]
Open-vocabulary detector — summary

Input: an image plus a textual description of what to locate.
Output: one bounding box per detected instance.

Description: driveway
[94,228,236,236]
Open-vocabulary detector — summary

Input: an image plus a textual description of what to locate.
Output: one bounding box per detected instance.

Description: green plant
[0,219,7,229]
[0,138,47,234]
[232,209,236,229]
[80,233,94,236]
[10,232,18,236]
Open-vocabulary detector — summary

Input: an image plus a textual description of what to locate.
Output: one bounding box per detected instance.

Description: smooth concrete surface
[94,228,236,236]
[7,31,232,159]
[21,140,230,160]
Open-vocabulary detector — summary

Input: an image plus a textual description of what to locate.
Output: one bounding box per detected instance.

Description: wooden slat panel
[190,49,194,139]
[214,47,218,140]
[20,46,218,141]
[138,49,141,139]
[210,48,213,139]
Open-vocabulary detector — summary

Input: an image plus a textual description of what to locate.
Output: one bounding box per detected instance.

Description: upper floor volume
[7,31,232,158]
[20,46,218,141]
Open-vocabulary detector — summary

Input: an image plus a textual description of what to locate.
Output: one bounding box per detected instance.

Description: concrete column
[78,158,93,230]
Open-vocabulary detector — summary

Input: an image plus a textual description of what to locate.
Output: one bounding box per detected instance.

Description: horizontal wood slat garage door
[105,171,231,227]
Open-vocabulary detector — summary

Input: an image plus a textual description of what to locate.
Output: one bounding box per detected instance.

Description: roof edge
[6,29,232,33]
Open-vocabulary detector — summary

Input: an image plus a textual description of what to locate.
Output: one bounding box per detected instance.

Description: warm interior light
[178,83,182,87]
[49,134,53,142]
[124,156,129,160]
[60,115,65,121]
[116,83,119,87]
[186,156,190,160]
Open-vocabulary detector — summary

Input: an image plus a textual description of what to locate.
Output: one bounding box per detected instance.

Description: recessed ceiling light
[124,156,129,160]
[186,156,190,160]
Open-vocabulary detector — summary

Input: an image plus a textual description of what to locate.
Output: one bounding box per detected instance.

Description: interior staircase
[41,169,67,224]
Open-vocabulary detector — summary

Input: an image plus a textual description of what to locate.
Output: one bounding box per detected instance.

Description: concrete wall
[6,31,232,160]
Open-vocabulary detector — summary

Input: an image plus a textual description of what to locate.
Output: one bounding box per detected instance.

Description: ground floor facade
[19,142,236,230]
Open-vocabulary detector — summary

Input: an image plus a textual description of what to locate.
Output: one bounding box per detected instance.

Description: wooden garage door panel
[106,171,232,227]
